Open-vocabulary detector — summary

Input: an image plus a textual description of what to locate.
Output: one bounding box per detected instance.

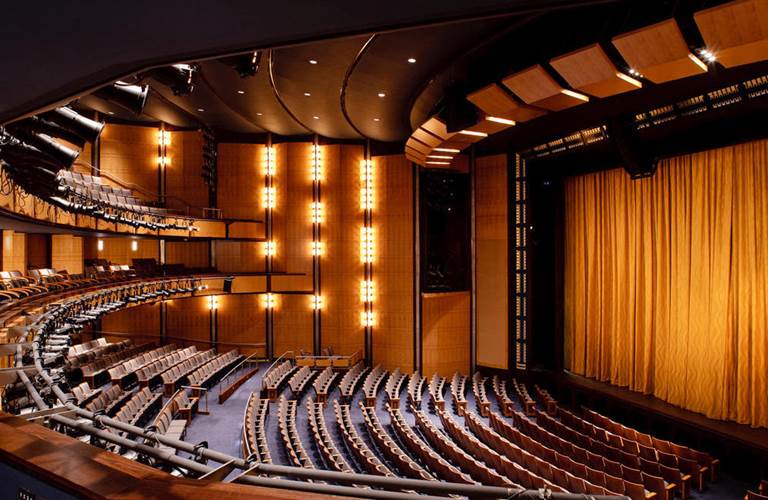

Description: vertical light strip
[514,154,527,370]
[157,126,170,205]
[360,151,375,358]
[311,138,323,355]
[264,138,276,359]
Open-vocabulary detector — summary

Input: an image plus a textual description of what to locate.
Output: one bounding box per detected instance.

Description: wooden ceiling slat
[411,128,443,148]
[405,137,432,155]
[419,116,453,140]
[695,0,768,68]
[612,19,707,83]
[550,44,641,98]
[502,65,588,111]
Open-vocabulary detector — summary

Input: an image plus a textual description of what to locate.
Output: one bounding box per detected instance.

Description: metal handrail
[217,351,263,402]
[259,350,294,391]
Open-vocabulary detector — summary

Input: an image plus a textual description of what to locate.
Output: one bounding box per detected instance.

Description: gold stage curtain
[565,139,768,429]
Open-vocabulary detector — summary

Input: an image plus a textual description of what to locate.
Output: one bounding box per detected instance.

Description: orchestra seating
[307,397,353,473]
[338,361,366,403]
[262,360,295,400]
[186,349,243,390]
[287,365,315,397]
[278,396,315,468]
[472,372,490,417]
[406,371,425,409]
[77,343,155,387]
[428,373,446,411]
[242,394,271,463]
[450,372,468,415]
[334,400,394,476]
[312,366,337,405]
[113,387,163,430]
[362,365,388,407]
[512,378,537,416]
[492,375,514,416]
[384,368,406,409]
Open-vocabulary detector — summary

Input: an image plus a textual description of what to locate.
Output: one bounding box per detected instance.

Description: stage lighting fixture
[222,51,261,78]
[0,137,68,172]
[6,130,80,167]
[9,115,89,148]
[151,64,198,95]
[40,107,105,144]
[94,82,149,114]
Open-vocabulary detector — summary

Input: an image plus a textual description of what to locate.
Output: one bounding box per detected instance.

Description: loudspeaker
[608,116,657,179]
[438,93,479,133]
[223,277,234,293]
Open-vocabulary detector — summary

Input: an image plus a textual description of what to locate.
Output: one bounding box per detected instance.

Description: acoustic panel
[550,44,642,97]
[695,0,768,68]
[502,65,589,111]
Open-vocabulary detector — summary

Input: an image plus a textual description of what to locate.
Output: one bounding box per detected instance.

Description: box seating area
[406,372,424,409]
[334,400,394,477]
[472,372,490,417]
[312,366,337,405]
[287,365,315,397]
[413,408,514,487]
[450,372,467,415]
[277,396,315,469]
[359,402,433,481]
[242,394,271,463]
[428,373,445,411]
[338,361,366,403]
[186,349,242,389]
[306,397,353,473]
[262,360,295,401]
[492,375,514,416]
[362,364,387,407]
[384,368,405,409]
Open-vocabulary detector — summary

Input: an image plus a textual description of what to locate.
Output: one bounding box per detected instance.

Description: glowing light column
[310,138,324,354]
[263,138,277,359]
[360,147,375,364]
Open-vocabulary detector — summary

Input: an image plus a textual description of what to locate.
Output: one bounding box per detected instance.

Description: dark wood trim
[469,146,477,375]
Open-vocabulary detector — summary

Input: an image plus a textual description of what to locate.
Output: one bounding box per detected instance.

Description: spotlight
[9,115,89,148]
[94,82,149,114]
[5,130,80,167]
[0,137,67,172]
[39,107,105,144]
[151,64,198,95]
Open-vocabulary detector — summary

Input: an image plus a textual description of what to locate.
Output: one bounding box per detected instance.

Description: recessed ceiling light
[304,92,311,97]
[107,111,115,115]
[433,147,461,153]
[407,58,416,64]
[459,129,488,137]
[256,112,263,116]
[197,108,205,112]
[309,59,318,65]
[313,116,319,120]
[237,90,245,94]
[373,118,380,122]
[377,92,386,98]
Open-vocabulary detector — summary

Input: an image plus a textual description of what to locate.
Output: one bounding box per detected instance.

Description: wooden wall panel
[322,144,365,357]
[166,296,211,350]
[101,303,160,347]
[166,241,209,268]
[373,155,414,372]
[2,230,26,273]
[99,124,158,199]
[422,291,470,377]
[214,241,265,272]
[475,154,509,370]
[216,294,266,356]
[51,235,84,275]
[84,237,159,265]
[272,143,313,275]
[217,143,264,220]
[274,294,313,357]
[26,234,49,270]
[165,130,208,211]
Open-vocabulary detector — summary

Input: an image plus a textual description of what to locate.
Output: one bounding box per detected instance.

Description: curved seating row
[85,384,132,416]
[406,371,424,409]
[186,349,242,389]
[242,394,271,463]
[159,349,217,395]
[512,378,536,416]
[534,384,558,415]
[287,365,315,397]
[362,364,387,407]
[263,360,295,400]
[152,389,196,455]
[74,341,153,387]
[307,397,353,473]
[278,396,315,469]
[114,387,163,429]
[428,374,445,411]
[338,362,366,403]
[108,345,178,388]
[384,368,406,409]
[359,402,433,480]
[472,372,490,417]
[132,346,197,388]
[334,400,393,476]
[450,372,467,415]
[312,366,337,405]
[492,375,514,416]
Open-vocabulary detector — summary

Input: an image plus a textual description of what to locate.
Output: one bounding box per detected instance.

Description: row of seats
[113,387,163,430]
[263,360,295,400]
[84,385,132,416]
[359,402,433,480]
[512,378,537,415]
[536,408,687,498]
[312,366,337,404]
[334,401,393,476]
[77,343,155,387]
[186,349,242,389]
[534,384,558,415]
[428,373,445,411]
[107,345,178,388]
[362,364,387,407]
[277,396,315,469]
[152,390,196,455]
[384,368,405,409]
[491,412,654,500]
[160,349,218,395]
[287,366,314,397]
[71,382,102,405]
[472,372,490,417]
[407,372,424,409]
[450,372,467,416]
[491,375,514,416]
[338,362,366,402]
[242,394,271,463]
[307,397,352,473]
[67,338,134,367]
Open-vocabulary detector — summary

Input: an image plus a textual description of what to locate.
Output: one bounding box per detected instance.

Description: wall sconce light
[263,146,276,176]
[131,240,138,252]
[360,280,375,303]
[263,293,276,309]
[310,144,323,182]
[208,295,219,310]
[264,240,277,257]
[311,294,323,310]
[360,311,375,327]
[263,187,276,209]
[157,130,171,146]
[310,241,324,256]
[360,227,375,263]
[97,239,104,252]
[360,159,374,210]
[310,201,324,224]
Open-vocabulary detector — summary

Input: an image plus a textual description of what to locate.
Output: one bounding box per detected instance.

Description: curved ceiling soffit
[339,34,378,139]
[200,58,309,137]
[268,49,315,136]
[270,37,368,139]
[196,68,277,134]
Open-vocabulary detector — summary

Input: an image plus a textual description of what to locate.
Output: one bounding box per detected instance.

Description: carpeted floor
[180,364,751,498]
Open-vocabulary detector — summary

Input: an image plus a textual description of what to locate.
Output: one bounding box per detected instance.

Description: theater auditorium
[0,1,767,498]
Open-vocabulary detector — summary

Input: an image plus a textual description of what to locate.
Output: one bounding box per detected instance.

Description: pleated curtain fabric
[564,139,768,429]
